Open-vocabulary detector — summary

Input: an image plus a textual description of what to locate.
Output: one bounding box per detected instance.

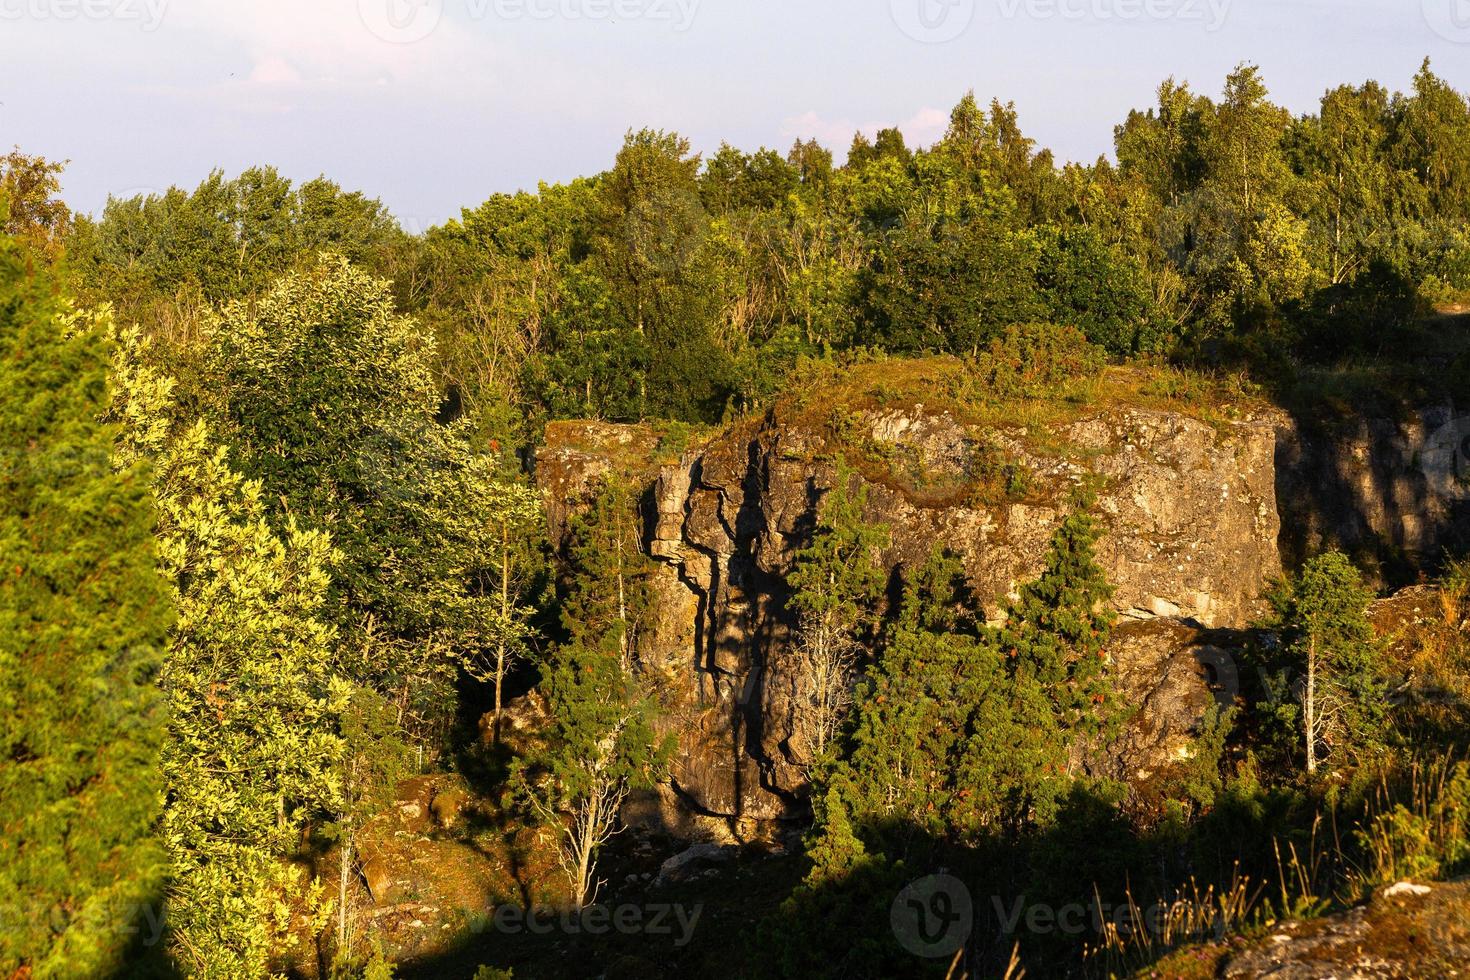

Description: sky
[2,0,1469,228]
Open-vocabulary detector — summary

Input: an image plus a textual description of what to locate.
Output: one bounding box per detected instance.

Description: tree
[1288,82,1396,285]
[1264,551,1385,775]
[0,149,71,261]
[1000,505,1119,745]
[67,167,407,329]
[147,422,347,979]
[513,473,670,907]
[0,237,170,978]
[515,640,671,908]
[203,254,506,744]
[594,130,736,421]
[476,479,544,746]
[786,462,889,764]
[811,544,1074,849]
[560,475,658,672]
[1034,225,1162,355]
[325,687,412,973]
[107,320,348,978]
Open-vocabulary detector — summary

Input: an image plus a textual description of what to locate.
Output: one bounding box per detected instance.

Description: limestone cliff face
[537,399,1286,823]
[1275,404,1470,580]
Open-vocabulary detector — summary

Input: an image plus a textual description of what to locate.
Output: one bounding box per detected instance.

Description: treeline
[60,58,1470,436]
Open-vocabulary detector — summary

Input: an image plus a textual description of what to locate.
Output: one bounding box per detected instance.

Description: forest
[4,58,1470,979]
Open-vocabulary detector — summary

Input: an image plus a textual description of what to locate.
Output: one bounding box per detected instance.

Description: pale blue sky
[2,0,1468,226]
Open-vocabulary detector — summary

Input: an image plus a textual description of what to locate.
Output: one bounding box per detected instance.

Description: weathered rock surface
[1079,619,1242,785]
[1276,404,1470,582]
[1211,878,1470,979]
[538,398,1284,823]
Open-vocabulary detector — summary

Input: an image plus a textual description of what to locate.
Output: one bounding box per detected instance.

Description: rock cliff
[1276,403,1470,581]
[536,380,1288,824]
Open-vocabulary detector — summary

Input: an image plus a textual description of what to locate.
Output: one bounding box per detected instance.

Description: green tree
[148,422,347,979]
[1001,506,1119,743]
[514,474,672,907]
[1263,551,1386,775]
[0,149,71,262]
[560,475,659,672]
[67,168,408,349]
[594,130,736,421]
[786,461,889,764]
[108,321,349,978]
[514,638,671,908]
[477,479,545,746]
[203,254,504,743]
[1288,82,1396,285]
[0,238,170,978]
[325,688,412,974]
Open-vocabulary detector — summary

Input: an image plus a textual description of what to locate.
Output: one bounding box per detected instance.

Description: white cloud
[136,0,515,110]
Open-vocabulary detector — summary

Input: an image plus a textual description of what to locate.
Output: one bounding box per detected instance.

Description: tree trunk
[337,825,352,955]
[1304,635,1318,775]
[491,524,511,746]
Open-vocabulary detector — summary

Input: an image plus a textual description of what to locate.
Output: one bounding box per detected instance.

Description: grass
[768,354,1267,510]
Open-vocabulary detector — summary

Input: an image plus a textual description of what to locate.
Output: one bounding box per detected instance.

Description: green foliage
[68,167,406,329]
[1002,506,1119,738]
[512,474,672,906]
[808,504,1119,870]
[966,321,1106,401]
[0,150,71,261]
[1034,225,1164,355]
[1259,550,1388,774]
[148,421,346,979]
[514,508,672,905]
[327,688,413,974]
[0,238,170,978]
[203,254,507,741]
[559,475,659,666]
[785,462,890,764]
[787,460,889,643]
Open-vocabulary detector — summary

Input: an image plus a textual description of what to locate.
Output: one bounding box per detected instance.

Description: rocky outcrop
[1275,404,1470,582]
[1081,620,1242,785]
[538,398,1286,824]
[1211,878,1470,978]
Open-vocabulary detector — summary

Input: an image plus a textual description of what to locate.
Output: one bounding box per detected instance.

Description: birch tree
[1265,551,1385,775]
